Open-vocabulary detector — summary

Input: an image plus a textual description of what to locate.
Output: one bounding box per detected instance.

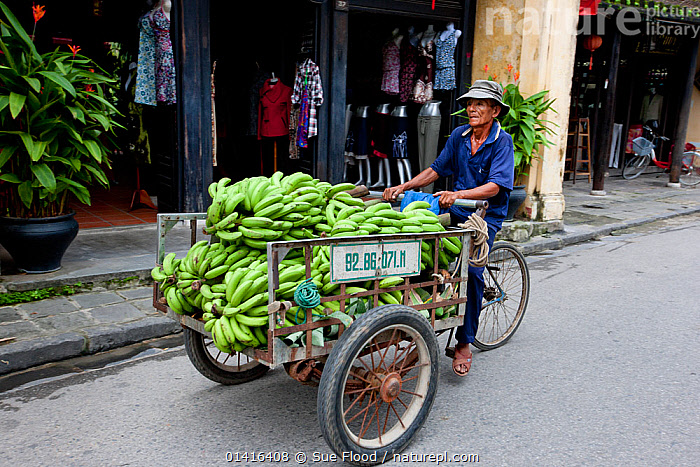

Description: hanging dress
[380,41,401,95]
[413,38,435,104]
[134,14,156,106]
[152,7,176,105]
[399,39,419,103]
[434,31,457,91]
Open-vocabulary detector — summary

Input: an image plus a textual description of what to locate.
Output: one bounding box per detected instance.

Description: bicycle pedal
[445,347,455,359]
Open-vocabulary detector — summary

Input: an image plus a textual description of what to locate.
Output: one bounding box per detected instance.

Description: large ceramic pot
[0,212,79,273]
[505,185,527,221]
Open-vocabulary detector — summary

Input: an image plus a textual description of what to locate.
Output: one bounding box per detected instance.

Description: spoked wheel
[474,243,530,351]
[318,305,439,466]
[183,328,269,385]
[622,153,651,180]
[680,151,700,186]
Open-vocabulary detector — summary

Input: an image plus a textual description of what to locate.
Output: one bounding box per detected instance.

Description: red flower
[514,71,520,81]
[32,4,46,22]
[68,44,81,58]
[85,84,95,92]
[506,64,514,73]
[484,64,489,72]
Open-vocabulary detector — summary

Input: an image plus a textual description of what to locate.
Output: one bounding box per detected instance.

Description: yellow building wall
[472,0,579,221]
[687,49,700,144]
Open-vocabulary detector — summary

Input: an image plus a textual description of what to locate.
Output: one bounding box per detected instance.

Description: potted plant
[0,2,121,273]
[455,65,557,220]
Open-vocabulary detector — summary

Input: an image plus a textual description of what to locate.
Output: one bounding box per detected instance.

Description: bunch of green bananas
[153,172,466,352]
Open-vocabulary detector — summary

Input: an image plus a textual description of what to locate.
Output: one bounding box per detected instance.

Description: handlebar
[642,125,670,141]
[366,190,489,210]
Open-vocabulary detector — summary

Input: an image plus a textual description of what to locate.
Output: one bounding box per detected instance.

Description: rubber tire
[183,328,269,385]
[622,153,651,180]
[680,151,700,186]
[317,305,439,466]
[473,243,530,351]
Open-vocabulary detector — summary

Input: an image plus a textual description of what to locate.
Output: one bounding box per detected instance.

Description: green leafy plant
[500,83,557,180]
[0,2,121,218]
[455,64,557,182]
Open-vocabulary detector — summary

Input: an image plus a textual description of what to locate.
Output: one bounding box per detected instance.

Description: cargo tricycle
[152,192,529,465]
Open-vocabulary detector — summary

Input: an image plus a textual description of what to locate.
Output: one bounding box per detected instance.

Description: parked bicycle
[622,126,700,186]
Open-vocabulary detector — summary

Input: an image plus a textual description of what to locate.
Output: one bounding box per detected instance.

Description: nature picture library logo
[483,3,700,39]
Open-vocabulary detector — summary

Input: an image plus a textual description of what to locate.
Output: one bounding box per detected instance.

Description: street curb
[0,269,153,293]
[0,316,182,376]
[514,205,700,256]
[2,206,699,376]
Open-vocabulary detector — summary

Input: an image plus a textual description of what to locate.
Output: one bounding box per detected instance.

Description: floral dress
[152,8,176,105]
[413,39,435,104]
[399,39,418,102]
[435,31,457,91]
[381,41,400,95]
[134,14,156,106]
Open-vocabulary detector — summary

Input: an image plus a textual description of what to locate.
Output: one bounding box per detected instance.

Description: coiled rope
[293,278,321,324]
[458,213,490,268]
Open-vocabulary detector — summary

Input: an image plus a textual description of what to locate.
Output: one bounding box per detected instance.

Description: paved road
[1,214,699,466]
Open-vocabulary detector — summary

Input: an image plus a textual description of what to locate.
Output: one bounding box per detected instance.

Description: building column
[519,0,578,221]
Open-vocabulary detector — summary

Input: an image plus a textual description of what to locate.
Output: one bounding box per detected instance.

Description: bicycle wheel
[473,243,530,351]
[680,151,700,187]
[184,328,269,385]
[622,153,651,180]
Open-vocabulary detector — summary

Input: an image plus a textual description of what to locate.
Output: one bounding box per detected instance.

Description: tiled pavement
[0,287,180,375]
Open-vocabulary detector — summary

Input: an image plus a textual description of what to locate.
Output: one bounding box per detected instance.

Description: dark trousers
[448,207,499,344]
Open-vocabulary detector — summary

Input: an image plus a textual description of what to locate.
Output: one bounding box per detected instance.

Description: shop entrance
[344,11,463,192]
[209,0,318,183]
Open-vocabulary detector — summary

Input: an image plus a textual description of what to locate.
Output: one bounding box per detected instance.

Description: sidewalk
[1,174,698,375]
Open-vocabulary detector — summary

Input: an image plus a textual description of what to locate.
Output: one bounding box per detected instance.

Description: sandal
[447,345,472,377]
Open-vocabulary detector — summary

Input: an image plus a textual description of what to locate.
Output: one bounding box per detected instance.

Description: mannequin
[381,30,401,95]
[352,105,372,186]
[420,25,438,46]
[408,26,420,47]
[152,0,175,104]
[159,0,171,20]
[439,22,462,44]
[390,105,412,185]
[413,26,436,104]
[435,23,461,91]
[370,104,392,189]
[417,101,442,193]
[640,86,663,127]
[343,104,355,182]
[391,28,403,47]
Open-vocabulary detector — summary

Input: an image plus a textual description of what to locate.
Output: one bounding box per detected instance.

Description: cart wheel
[317,305,439,466]
[183,328,268,385]
[473,243,530,351]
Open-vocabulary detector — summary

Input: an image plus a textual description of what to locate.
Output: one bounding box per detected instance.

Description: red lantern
[583,35,603,70]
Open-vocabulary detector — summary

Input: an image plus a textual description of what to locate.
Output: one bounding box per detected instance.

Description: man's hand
[434,191,460,209]
[383,185,405,202]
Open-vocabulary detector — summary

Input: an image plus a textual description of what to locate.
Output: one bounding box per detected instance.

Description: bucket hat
[456,80,510,117]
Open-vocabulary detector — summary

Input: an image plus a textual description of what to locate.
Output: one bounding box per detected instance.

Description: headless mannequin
[419,100,442,117]
[420,25,438,46]
[343,104,353,183]
[408,26,420,47]
[391,105,412,185]
[153,0,171,20]
[353,106,373,186]
[370,104,392,189]
[439,22,462,44]
[391,28,403,47]
[346,105,372,186]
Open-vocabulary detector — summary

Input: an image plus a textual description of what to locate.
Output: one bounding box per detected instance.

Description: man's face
[466,99,500,127]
